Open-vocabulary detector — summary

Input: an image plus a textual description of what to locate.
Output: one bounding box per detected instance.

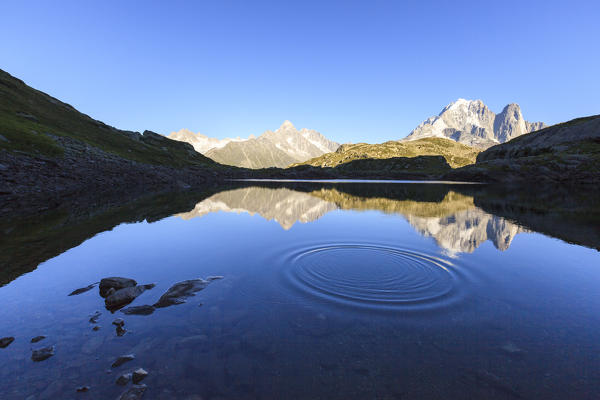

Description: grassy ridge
[0,69,215,167]
[290,137,480,169]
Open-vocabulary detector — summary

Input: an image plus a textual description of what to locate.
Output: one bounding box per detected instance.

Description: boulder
[105,284,155,311]
[99,277,137,298]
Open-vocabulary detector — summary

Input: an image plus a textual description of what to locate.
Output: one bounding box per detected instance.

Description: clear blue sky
[2,0,599,143]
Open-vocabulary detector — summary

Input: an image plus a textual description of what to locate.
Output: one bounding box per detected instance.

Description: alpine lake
[1,181,599,399]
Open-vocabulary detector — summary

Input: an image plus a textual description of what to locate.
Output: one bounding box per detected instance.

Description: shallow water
[0,182,599,399]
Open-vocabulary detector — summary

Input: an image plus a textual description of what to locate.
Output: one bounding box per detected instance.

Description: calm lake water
[0,182,599,399]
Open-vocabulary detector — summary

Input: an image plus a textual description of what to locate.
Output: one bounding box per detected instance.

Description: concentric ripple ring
[281,244,467,311]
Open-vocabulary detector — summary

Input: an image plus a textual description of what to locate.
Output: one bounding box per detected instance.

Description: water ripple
[280,244,469,312]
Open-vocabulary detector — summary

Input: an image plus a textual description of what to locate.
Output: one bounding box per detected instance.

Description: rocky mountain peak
[278,120,296,131]
[405,99,546,148]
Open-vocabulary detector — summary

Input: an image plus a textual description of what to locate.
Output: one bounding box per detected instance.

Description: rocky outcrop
[405,99,546,148]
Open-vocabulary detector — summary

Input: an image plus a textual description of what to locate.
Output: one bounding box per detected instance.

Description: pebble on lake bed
[76,386,90,392]
[116,372,132,386]
[117,384,146,400]
[31,346,55,362]
[31,335,46,343]
[112,354,135,368]
[132,368,148,384]
[0,336,15,348]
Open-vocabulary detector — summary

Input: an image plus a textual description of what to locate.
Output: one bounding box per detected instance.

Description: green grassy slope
[290,137,480,169]
[0,69,216,167]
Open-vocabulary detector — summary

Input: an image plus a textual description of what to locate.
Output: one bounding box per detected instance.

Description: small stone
[112,354,135,368]
[116,373,132,386]
[0,336,15,348]
[112,318,125,327]
[116,326,127,337]
[117,384,146,400]
[32,346,55,362]
[132,368,148,384]
[92,326,100,331]
[76,386,90,392]
[89,311,101,323]
[31,335,46,343]
[206,276,224,281]
[68,283,97,296]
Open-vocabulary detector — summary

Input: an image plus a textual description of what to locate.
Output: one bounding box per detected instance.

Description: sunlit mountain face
[177,185,524,254]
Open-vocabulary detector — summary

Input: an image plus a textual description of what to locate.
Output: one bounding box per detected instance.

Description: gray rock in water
[116,372,132,386]
[153,279,210,308]
[117,384,147,400]
[116,326,127,337]
[92,326,100,331]
[112,354,135,368]
[31,335,46,343]
[0,336,15,348]
[68,283,97,296]
[121,305,155,316]
[89,311,101,323]
[105,284,155,311]
[112,318,125,327]
[32,346,55,362]
[76,386,90,392]
[99,277,137,298]
[132,368,148,384]
[206,276,224,281]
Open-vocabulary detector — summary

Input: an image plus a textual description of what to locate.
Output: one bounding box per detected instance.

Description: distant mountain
[168,129,247,154]
[404,99,546,148]
[291,137,480,169]
[170,121,340,169]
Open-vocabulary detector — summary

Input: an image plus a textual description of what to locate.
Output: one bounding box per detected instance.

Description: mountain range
[169,121,340,169]
[404,99,546,148]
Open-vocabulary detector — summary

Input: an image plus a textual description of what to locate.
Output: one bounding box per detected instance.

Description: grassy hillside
[447,115,600,183]
[0,69,215,167]
[290,137,480,169]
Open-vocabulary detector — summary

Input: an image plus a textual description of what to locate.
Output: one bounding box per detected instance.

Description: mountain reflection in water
[0,181,599,399]
[177,186,525,255]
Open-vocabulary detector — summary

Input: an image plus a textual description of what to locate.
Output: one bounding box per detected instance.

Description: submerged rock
[116,326,127,337]
[153,279,210,308]
[99,277,137,298]
[0,336,15,348]
[117,384,146,400]
[68,283,97,296]
[206,276,224,281]
[121,305,155,316]
[112,354,135,368]
[92,326,101,331]
[105,284,155,311]
[112,318,125,327]
[31,335,46,343]
[116,372,132,386]
[32,346,55,362]
[89,311,102,323]
[76,386,90,392]
[132,368,148,384]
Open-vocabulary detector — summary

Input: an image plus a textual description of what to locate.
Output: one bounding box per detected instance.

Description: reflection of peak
[406,208,525,255]
[177,185,525,252]
[177,187,337,230]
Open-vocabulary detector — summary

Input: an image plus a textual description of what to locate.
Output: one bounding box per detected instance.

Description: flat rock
[206,276,224,281]
[31,335,46,343]
[68,283,97,296]
[0,336,15,348]
[32,346,55,362]
[121,305,155,316]
[117,384,147,400]
[112,354,135,368]
[99,277,137,298]
[132,368,148,384]
[105,284,155,311]
[153,279,210,308]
